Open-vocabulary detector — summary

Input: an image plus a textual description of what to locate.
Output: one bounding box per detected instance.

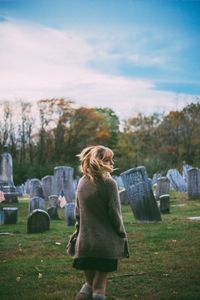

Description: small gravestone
[53,166,75,202]
[121,166,161,222]
[3,207,18,224]
[167,169,187,192]
[152,173,162,185]
[48,195,60,207]
[155,177,170,200]
[159,194,170,214]
[119,189,129,205]
[182,164,192,184]
[27,209,50,233]
[41,175,54,200]
[0,208,5,224]
[187,168,200,200]
[65,202,75,226]
[47,206,59,220]
[29,196,45,213]
[29,179,44,198]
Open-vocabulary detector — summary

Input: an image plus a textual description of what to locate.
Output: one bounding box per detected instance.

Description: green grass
[0,192,200,300]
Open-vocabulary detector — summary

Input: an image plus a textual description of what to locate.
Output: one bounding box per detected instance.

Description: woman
[67,145,129,300]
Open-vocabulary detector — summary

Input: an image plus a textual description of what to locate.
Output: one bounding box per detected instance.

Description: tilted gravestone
[159,194,170,214]
[167,169,187,192]
[41,175,54,200]
[187,168,200,200]
[27,209,50,233]
[29,196,45,213]
[155,177,170,200]
[182,164,192,184]
[65,202,75,226]
[121,166,161,222]
[29,179,44,198]
[53,166,75,202]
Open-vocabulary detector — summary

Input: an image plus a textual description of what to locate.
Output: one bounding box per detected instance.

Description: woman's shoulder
[105,176,118,189]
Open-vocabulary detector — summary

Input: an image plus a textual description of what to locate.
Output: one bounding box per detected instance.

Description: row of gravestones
[120,165,200,223]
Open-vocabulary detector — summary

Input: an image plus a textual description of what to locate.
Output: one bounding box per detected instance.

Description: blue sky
[0,0,199,119]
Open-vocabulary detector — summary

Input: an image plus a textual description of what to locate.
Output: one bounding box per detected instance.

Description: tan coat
[73,175,128,259]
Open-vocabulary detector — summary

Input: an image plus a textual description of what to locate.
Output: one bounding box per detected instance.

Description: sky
[0,0,200,120]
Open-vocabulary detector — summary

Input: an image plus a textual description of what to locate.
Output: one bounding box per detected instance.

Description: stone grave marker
[167,169,187,192]
[48,195,59,207]
[29,179,44,198]
[53,166,75,202]
[41,175,54,200]
[3,207,18,224]
[29,196,45,213]
[159,194,170,214]
[187,168,200,200]
[182,164,192,184]
[155,177,170,200]
[27,209,50,233]
[47,206,60,220]
[65,202,75,226]
[121,166,161,222]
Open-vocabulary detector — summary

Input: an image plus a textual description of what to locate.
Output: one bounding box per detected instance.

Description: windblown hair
[77,145,114,182]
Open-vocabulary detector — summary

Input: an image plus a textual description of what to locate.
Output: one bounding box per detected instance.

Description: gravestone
[167,169,187,192]
[65,202,75,226]
[182,164,192,184]
[152,173,162,185]
[29,196,45,213]
[159,194,170,214]
[27,209,50,233]
[0,208,5,224]
[187,168,200,200]
[47,206,59,220]
[29,179,44,198]
[121,166,161,222]
[42,175,54,200]
[119,189,129,205]
[53,166,75,202]
[48,195,60,207]
[0,148,18,203]
[155,177,170,200]
[3,207,18,224]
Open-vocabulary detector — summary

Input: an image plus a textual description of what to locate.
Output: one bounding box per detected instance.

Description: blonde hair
[77,145,114,182]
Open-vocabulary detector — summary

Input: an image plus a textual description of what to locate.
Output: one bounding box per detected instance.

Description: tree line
[0,98,199,185]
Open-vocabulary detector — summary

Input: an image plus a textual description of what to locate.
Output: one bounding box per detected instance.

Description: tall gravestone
[42,175,54,200]
[53,166,75,202]
[167,169,187,192]
[187,168,200,200]
[0,147,18,203]
[121,166,161,222]
[155,177,170,200]
[29,196,45,213]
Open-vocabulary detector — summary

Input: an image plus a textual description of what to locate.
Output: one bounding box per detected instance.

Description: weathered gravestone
[159,194,170,214]
[0,148,18,203]
[155,177,170,200]
[182,164,192,184]
[3,207,18,224]
[41,175,54,200]
[187,168,200,200]
[29,196,45,213]
[152,173,162,185]
[48,195,60,207]
[29,179,44,198]
[119,189,129,205]
[65,202,75,226]
[0,208,5,224]
[53,166,75,202]
[27,209,50,233]
[121,166,161,222]
[167,169,187,192]
[47,206,60,220]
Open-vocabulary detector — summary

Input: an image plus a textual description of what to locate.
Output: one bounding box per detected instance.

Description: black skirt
[72,257,118,272]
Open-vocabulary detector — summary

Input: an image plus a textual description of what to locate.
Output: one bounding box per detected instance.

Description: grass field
[0,192,200,300]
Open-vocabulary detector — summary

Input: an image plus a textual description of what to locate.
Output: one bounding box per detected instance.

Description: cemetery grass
[0,193,200,300]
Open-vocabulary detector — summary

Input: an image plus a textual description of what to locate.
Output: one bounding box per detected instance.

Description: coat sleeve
[107,179,127,238]
[75,195,80,232]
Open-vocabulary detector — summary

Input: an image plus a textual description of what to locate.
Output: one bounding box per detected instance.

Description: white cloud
[0,20,196,120]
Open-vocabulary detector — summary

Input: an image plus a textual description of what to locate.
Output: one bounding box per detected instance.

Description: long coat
[73,175,128,259]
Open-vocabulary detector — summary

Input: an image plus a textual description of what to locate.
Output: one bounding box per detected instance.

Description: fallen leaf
[38,273,43,279]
